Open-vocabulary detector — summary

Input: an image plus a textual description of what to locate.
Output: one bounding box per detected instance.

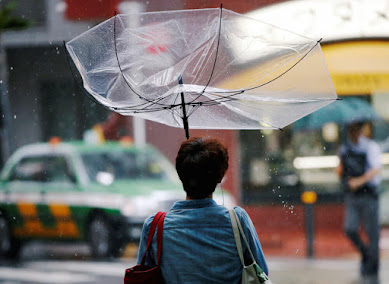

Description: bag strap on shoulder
[229,209,271,283]
[229,208,256,266]
[140,211,166,265]
[156,212,166,264]
[229,209,245,266]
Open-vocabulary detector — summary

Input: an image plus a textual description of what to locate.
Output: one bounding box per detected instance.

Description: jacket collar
[171,198,217,210]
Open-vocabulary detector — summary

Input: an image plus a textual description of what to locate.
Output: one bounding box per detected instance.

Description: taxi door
[3,154,80,240]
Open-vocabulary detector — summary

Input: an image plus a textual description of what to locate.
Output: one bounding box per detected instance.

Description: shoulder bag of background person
[229,209,273,284]
[124,211,166,284]
[340,145,369,193]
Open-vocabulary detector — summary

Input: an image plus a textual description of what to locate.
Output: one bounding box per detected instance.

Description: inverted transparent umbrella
[65,5,337,139]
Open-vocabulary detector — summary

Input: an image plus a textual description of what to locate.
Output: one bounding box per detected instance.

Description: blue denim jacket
[137,198,268,284]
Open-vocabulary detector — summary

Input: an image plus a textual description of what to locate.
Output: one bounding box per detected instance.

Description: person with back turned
[137,137,268,283]
[338,122,382,284]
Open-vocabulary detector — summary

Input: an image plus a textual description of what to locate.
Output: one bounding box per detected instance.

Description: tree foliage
[0,0,30,31]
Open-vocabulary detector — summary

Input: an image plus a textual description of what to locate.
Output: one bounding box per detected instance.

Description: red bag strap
[156,212,167,264]
[140,212,166,265]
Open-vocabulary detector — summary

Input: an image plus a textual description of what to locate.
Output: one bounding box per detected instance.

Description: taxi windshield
[80,150,179,183]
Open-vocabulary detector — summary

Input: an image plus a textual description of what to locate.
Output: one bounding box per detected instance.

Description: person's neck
[350,135,362,145]
[186,194,213,200]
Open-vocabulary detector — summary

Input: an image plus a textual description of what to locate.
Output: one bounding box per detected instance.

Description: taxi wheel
[0,215,22,259]
[88,215,123,259]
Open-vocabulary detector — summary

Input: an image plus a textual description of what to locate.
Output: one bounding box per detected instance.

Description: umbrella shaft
[180,91,190,139]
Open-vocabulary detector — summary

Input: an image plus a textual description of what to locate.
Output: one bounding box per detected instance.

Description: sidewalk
[267,254,389,284]
[262,228,389,283]
[261,227,389,258]
[123,243,389,283]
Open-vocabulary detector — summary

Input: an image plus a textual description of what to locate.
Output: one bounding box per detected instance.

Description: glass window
[9,155,75,183]
[81,150,179,183]
[239,129,302,204]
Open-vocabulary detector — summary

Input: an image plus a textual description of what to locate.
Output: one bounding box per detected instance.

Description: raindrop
[323,146,326,150]
[291,211,293,213]
[10,67,13,70]
[296,249,299,254]
[13,115,16,119]
[0,80,2,84]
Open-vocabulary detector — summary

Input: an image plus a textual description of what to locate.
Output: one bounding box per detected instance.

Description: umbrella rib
[189,4,223,104]
[111,97,171,112]
[186,99,282,130]
[211,39,323,95]
[187,98,283,130]
[113,14,171,108]
[192,91,339,105]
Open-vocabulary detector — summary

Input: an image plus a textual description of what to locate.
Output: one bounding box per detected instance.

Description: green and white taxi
[0,139,234,259]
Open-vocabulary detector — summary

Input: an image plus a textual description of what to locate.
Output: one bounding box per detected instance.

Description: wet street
[0,242,133,284]
[2,256,389,284]
[0,259,131,284]
[1,242,389,284]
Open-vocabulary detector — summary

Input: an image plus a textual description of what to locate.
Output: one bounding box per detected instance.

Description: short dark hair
[347,121,364,132]
[175,137,229,199]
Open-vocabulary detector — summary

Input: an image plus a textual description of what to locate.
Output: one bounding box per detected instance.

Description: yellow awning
[322,41,389,95]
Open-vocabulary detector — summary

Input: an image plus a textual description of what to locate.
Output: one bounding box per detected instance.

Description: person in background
[338,121,382,284]
[137,137,268,283]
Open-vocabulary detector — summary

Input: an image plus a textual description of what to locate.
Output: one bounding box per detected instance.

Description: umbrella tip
[178,75,183,85]
[220,3,223,9]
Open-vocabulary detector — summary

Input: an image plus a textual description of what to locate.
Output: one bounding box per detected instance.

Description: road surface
[0,242,388,283]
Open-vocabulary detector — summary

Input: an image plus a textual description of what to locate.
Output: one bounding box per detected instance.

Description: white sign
[247,0,389,42]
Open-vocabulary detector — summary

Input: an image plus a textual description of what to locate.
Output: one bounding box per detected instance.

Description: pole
[178,76,189,139]
[305,203,314,258]
[0,39,11,165]
[120,2,147,147]
[301,191,317,258]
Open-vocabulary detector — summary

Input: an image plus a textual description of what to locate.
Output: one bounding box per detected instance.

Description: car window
[8,155,75,183]
[81,150,179,183]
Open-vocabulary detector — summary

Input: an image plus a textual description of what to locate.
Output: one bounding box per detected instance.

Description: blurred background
[0,0,389,283]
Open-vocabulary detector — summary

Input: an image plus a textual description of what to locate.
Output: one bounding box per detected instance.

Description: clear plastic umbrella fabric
[66,7,337,132]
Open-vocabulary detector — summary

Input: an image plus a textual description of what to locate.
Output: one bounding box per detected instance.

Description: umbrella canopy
[293,97,382,131]
[65,6,337,138]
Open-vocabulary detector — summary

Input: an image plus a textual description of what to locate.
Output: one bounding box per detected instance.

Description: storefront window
[240,95,389,204]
